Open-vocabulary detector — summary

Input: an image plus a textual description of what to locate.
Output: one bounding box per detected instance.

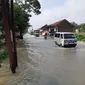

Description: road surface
[7,34,85,85]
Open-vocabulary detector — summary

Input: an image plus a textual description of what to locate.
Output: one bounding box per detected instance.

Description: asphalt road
[7,34,85,85]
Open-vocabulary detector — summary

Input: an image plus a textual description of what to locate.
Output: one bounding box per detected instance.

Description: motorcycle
[44,33,47,40]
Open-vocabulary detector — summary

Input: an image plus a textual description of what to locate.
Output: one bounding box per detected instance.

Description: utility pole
[0,0,2,68]
[1,0,16,73]
[10,0,18,67]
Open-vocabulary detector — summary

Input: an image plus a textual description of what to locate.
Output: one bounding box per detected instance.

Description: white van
[54,32,77,47]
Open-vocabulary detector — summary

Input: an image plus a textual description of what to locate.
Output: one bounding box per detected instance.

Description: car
[34,33,40,37]
[34,30,40,37]
[54,32,77,47]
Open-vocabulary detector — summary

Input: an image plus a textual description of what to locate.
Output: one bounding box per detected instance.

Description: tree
[0,0,41,39]
[79,24,85,32]
[0,23,5,47]
[15,0,41,15]
[14,4,31,39]
[0,7,5,48]
[14,0,41,39]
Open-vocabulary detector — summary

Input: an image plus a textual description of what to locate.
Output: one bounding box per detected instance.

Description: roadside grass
[75,33,85,41]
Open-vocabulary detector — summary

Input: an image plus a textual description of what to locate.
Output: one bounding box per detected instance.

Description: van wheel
[73,44,77,47]
[55,41,57,45]
[59,44,62,47]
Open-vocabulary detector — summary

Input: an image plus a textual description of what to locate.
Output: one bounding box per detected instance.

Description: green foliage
[15,0,41,15]
[0,7,5,47]
[77,24,85,32]
[75,34,85,41]
[14,4,31,34]
[14,0,41,37]
[0,27,5,47]
[0,0,41,40]
[0,50,8,60]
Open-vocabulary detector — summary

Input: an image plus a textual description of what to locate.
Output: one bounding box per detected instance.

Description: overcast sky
[30,0,85,30]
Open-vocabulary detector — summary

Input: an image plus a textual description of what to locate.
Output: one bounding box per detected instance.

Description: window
[55,33,60,38]
[61,34,63,38]
[64,34,75,39]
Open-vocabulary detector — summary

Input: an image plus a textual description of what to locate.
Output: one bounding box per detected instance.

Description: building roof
[39,24,49,30]
[49,19,68,27]
[39,19,74,31]
[40,24,48,29]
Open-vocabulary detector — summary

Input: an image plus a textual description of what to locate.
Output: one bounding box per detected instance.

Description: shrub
[75,34,85,41]
[0,50,8,61]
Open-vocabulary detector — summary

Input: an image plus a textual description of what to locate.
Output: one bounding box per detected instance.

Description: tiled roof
[49,19,66,27]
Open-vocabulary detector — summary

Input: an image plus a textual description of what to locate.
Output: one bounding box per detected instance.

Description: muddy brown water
[1,34,85,85]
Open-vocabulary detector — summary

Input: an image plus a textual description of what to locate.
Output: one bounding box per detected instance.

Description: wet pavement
[4,34,85,85]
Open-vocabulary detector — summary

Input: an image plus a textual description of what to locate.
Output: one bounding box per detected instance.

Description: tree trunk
[20,31,23,39]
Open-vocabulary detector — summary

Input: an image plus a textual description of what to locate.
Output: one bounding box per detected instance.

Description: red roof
[49,19,66,27]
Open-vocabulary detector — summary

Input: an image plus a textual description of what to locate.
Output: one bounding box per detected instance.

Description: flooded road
[7,34,85,85]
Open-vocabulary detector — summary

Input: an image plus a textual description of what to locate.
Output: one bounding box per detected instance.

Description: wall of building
[57,20,74,32]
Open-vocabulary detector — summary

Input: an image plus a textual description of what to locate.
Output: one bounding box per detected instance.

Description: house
[39,24,49,35]
[39,19,74,36]
[48,19,74,32]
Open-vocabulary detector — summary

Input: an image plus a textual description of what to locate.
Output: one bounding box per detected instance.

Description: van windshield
[64,34,75,39]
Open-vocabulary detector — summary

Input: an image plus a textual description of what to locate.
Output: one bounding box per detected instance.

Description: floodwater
[6,34,85,85]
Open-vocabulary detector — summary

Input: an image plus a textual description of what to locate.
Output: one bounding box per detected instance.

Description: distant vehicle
[34,30,40,37]
[34,33,40,37]
[54,32,77,47]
